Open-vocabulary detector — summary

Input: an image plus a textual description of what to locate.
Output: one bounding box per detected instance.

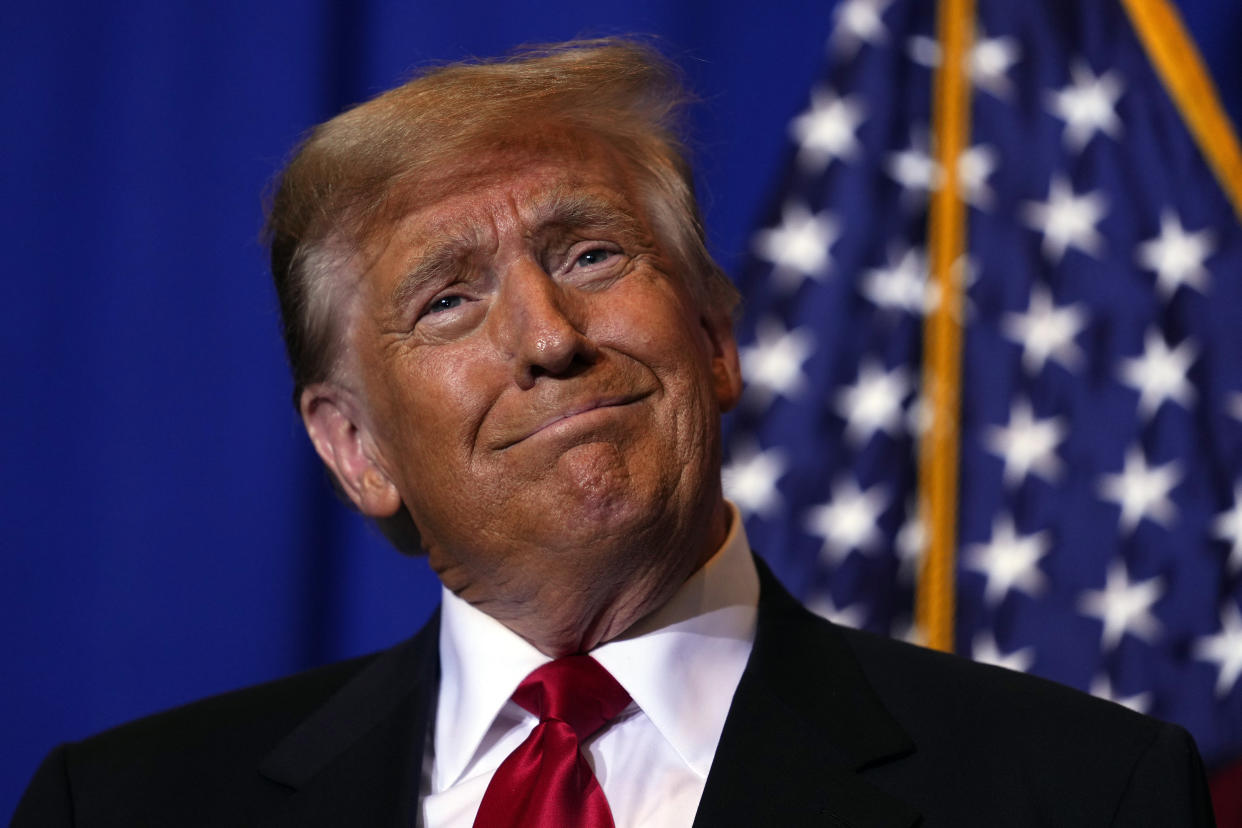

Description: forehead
[405,136,643,231]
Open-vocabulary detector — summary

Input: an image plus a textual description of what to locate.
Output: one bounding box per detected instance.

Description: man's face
[314,139,741,621]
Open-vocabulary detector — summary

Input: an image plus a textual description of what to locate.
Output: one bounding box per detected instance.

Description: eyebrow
[385,187,650,312]
[387,226,479,312]
[533,189,648,241]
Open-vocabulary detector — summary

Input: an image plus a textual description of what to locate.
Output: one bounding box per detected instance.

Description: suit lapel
[693,560,920,828]
[257,611,441,828]
[249,559,920,827]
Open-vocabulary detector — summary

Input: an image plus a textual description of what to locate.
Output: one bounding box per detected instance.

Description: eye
[425,294,464,315]
[574,248,613,268]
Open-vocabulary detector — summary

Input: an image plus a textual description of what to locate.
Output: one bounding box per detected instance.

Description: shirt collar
[592,502,758,777]
[433,502,758,789]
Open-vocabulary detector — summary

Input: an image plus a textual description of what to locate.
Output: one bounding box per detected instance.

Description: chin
[552,441,661,514]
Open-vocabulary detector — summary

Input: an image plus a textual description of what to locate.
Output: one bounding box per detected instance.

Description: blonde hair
[266,38,739,399]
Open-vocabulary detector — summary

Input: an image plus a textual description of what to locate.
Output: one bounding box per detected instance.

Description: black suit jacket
[12,560,1216,826]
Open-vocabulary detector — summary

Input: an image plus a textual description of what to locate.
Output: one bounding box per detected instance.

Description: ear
[701,308,743,413]
[300,383,402,518]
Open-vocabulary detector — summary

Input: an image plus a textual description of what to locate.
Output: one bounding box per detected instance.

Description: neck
[452,498,732,656]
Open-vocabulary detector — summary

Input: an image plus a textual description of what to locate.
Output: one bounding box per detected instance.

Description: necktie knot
[512,655,631,741]
[474,655,629,828]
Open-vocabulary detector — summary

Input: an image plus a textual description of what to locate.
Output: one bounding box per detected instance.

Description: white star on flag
[963,515,1050,606]
[943,255,977,323]
[804,478,888,564]
[906,28,1022,100]
[890,615,927,646]
[971,632,1035,673]
[1078,560,1165,650]
[1046,60,1124,151]
[1117,328,1197,420]
[1002,284,1087,375]
[984,399,1066,487]
[722,443,787,519]
[860,246,935,315]
[905,389,933,439]
[830,0,892,56]
[1021,176,1108,262]
[790,89,865,172]
[739,317,815,408]
[834,359,913,446]
[752,202,839,291]
[1193,602,1242,697]
[1229,392,1242,423]
[957,144,997,209]
[1212,483,1242,574]
[895,503,925,583]
[886,129,940,199]
[805,591,867,628]
[1135,209,1215,299]
[1089,674,1152,714]
[1097,446,1181,534]
[969,32,1022,99]
[884,133,995,208]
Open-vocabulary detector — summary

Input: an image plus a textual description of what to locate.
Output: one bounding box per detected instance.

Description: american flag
[722,0,1242,782]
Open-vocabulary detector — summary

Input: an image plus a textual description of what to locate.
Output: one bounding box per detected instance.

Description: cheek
[594,294,717,448]
[592,277,707,363]
[368,347,493,475]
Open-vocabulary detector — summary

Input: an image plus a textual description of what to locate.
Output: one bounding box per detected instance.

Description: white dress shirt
[420,504,759,828]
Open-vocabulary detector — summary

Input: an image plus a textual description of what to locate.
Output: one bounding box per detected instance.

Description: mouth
[496,393,649,450]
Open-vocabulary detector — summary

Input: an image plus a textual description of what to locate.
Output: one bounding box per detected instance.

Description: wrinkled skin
[301,139,742,655]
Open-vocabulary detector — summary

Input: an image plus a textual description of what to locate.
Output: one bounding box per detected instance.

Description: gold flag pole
[1121,0,1242,223]
[916,0,976,653]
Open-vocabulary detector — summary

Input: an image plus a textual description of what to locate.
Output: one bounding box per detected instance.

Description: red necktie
[473,655,631,828]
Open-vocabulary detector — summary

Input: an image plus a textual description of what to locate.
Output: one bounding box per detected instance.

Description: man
[13,39,1216,827]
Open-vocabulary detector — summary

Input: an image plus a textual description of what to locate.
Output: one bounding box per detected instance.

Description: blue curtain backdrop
[2,1,1238,817]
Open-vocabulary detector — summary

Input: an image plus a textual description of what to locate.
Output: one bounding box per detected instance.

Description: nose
[490,257,597,389]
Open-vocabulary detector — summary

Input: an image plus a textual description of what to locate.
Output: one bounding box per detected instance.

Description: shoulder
[72,651,381,766]
[837,623,1158,749]
[834,623,1213,825]
[10,655,373,827]
[750,563,1213,824]
[12,617,442,827]
[10,654,377,827]
[755,558,1166,761]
